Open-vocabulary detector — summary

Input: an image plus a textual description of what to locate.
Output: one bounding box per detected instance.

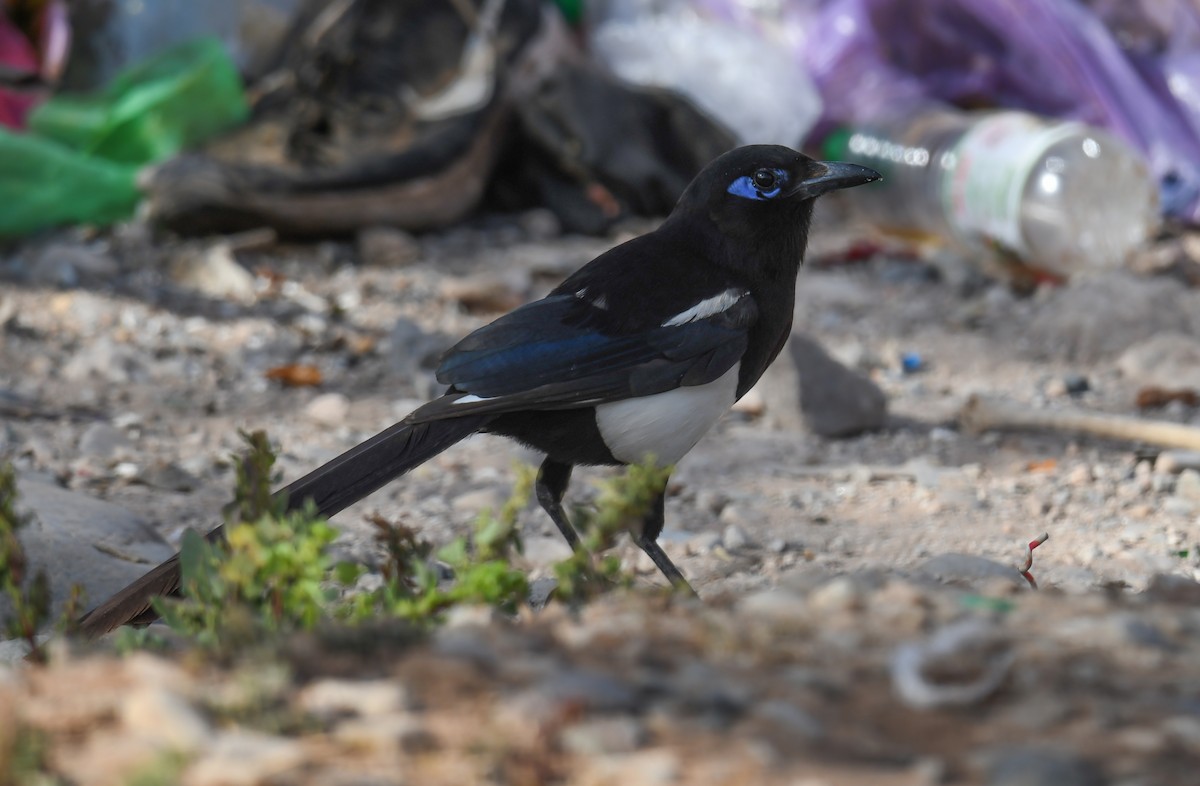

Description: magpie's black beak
[788,161,881,200]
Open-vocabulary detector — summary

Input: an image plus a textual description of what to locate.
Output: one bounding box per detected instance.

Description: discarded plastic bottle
[823,107,1160,278]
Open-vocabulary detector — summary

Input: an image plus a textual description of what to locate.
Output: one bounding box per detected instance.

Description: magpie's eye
[752,169,777,190]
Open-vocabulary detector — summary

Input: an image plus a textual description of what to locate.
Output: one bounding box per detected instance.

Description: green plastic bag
[0,37,248,237]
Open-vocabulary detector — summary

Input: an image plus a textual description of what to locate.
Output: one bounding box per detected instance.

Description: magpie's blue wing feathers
[408,293,756,422]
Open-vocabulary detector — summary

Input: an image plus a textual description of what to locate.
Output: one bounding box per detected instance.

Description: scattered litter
[265,364,323,388]
[1018,532,1050,590]
[891,619,1014,709]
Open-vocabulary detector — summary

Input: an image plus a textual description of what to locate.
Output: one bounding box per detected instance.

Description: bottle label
[942,112,1084,254]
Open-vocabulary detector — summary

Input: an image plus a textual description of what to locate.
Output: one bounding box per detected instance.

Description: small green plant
[553,460,672,602]
[2,725,64,786]
[0,463,84,663]
[153,431,341,648]
[349,467,535,625]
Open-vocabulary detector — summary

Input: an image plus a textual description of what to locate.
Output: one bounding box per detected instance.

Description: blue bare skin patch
[726,168,788,200]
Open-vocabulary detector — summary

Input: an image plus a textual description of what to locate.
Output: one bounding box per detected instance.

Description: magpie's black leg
[635,482,698,596]
[535,458,580,551]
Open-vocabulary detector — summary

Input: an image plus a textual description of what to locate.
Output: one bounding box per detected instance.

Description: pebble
[788,332,888,437]
[750,700,824,740]
[560,717,645,755]
[297,678,409,718]
[451,487,506,519]
[982,746,1108,786]
[737,587,809,626]
[303,392,350,427]
[540,670,640,712]
[119,686,212,753]
[184,731,305,786]
[172,243,257,304]
[687,531,722,556]
[1174,469,1200,503]
[78,422,133,458]
[333,714,433,752]
[807,577,863,614]
[520,535,574,567]
[1157,450,1200,475]
[722,523,752,551]
[582,749,681,786]
[357,226,421,267]
[440,272,527,313]
[919,553,1024,588]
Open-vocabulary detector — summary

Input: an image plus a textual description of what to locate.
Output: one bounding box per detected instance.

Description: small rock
[1066,464,1094,486]
[518,208,562,240]
[172,243,257,304]
[298,679,409,718]
[687,531,722,556]
[789,333,889,437]
[1175,469,1200,502]
[333,714,434,752]
[184,731,304,786]
[357,226,421,267]
[119,686,212,753]
[582,749,680,786]
[982,747,1108,786]
[520,535,574,567]
[441,272,527,314]
[721,523,752,551]
[1,478,173,627]
[304,393,350,427]
[1118,332,1200,392]
[28,243,118,288]
[560,717,645,755]
[738,587,808,625]
[78,422,133,459]
[751,700,824,740]
[541,671,639,713]
[919,553,1025,588]
[808,576,863,614]
[451,487,506,519]
[1157,450,1200,474]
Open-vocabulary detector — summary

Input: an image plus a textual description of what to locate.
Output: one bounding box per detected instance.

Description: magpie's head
[672,145,880,262]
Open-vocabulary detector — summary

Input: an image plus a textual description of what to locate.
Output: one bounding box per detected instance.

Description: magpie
[77,145,879,636]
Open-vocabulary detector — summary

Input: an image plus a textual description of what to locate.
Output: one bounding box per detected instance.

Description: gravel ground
[2,207,1200,784]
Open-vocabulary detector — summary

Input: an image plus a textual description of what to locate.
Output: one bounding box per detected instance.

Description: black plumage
[78,145,878,635]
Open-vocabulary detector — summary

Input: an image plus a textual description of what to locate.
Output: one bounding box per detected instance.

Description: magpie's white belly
[594,364,740,465]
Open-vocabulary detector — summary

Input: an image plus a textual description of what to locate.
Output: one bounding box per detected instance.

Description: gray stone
[560,717,645,755]
[78,422,133,458]
[541,670,639,712]
[1157,450,1200,475]
[357,226,421,268]
[186,730,304,786]
[304,393,350,427]
[0,477,174,630]
[119,686,212,752]
[919,553,1025,588]
[721,523,752,551]
[1117,332,1200,391]
[983,747,1108,786]
[1174,469,1200,503]
[788,332,889,437]
[1024,273,1200,363]
[751,700,824,740]
[28,243,118,288]
[171,243,257,304]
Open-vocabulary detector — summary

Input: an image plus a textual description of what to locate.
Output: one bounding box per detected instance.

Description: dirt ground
[2,206,1200,785]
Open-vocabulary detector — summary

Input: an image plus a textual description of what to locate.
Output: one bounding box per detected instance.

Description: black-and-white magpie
[78,145,879,635]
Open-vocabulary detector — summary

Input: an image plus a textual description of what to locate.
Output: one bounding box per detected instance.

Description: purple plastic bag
[699,0,1200,222]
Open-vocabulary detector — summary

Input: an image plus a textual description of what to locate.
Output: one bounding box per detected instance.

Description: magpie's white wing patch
[662,289,748,327]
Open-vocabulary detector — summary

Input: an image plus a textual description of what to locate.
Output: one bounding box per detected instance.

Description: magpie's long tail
[76,413,494,638]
